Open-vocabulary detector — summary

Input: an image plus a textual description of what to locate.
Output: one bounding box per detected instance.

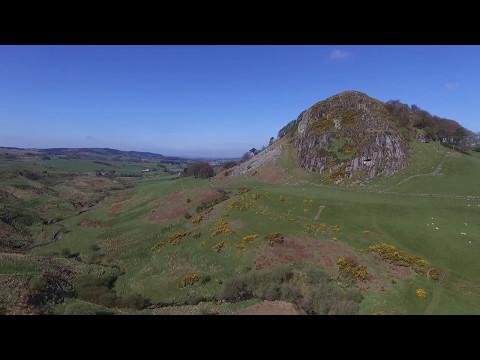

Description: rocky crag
[293,91,409,181]
[230,91,411,182]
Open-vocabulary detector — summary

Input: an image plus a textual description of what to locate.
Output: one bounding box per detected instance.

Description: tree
[183,162,214,178]
[240,152,252,163]
[453,127,467,140]
[249,148,257,155]
[222,160,237,170]
[269,137,275,146]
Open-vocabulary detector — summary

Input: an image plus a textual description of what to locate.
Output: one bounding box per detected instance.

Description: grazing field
[2,141,480,314]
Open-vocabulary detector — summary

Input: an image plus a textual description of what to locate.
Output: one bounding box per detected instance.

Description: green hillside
[2,139,479,314]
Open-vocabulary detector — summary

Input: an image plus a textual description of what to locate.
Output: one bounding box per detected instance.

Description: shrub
[19,170,42,181]
[29,275,49,293]
[183,162,214,178]
[121,294,152,310]
[201,275,212,284]
[90,244,101,252]
[240,152,252,163]
[416,288,427,298]
[184,212,192,219]
[180,273,200,288]
[73,274,119,308]
[221,264,362,315]
[366,243,430,275]
[337,256,369,281]
[222,161,237,170]
[0,207,41,228]
[213,241,225,253]
[264,232,284,246]
[61,248,79,259]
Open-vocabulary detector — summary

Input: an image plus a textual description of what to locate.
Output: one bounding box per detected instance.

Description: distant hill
[0,147,192,163]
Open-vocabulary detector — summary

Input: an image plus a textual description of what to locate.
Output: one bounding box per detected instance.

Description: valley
[2,137,480,315]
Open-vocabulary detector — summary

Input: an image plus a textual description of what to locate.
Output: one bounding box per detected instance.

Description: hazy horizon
[1,45,479,157]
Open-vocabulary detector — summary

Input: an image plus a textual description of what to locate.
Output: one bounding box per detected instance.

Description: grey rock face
[228,143,283,176]
[294,91,409,180]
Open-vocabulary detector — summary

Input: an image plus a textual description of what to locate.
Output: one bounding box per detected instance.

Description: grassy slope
[4,140,480,314]
[222,140,480,314]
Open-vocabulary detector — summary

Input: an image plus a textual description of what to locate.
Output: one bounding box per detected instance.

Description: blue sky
[0,45,478,158]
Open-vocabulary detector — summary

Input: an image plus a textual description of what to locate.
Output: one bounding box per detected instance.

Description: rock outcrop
[294,91,409,180]
[228,91,412,182]
[228,142,283,176]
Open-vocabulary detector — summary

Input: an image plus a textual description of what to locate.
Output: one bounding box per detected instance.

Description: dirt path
[381,158,445,193]
[282,170,480,201]
[314,205,325,221]
[234,300,300,315]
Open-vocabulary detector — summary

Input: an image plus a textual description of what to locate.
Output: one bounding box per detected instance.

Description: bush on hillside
[221,264,362,315]
[73,274,119,308]
[120,294,152,310]
[183,162,214,178]
[222,161,237,170]
[239,152,252,163]
[0,206,42,229]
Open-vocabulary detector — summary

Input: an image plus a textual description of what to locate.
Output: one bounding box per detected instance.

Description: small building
[141,168,151,173]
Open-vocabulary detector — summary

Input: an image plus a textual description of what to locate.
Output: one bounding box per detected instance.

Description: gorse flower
[416,288,427,298]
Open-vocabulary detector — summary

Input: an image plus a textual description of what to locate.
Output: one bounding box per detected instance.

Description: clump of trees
[222,160,237,170]
[72,273,151,310]
[240,152,253,163]
[183,162,214,178]
[385,100,472,147]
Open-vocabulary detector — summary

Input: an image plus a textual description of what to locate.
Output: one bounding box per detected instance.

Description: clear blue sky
[1,45,478,158]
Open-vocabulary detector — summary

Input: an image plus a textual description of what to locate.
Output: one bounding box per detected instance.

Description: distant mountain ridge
[0,147,190,163]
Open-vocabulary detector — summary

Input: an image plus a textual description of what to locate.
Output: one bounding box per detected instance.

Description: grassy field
[2,140,480,314]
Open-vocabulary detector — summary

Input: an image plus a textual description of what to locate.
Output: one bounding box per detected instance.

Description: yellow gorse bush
[151,231,192,251]
[416,288,427,298]
[337,256,369,281]
[213,240,225,253]
[367,243,431,275]
[264,232,284,246]
[238,187,251,195]
[242,234,258,242]
[180,273,200,288]
[169,231,191,245]
[237,233,258,251]
[192,215,204,224]
[211,220,232,237]
[151,240,167,252]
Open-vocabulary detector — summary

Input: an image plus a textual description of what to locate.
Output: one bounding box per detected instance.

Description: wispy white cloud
[328,49,351,60]
[444,82,460,90]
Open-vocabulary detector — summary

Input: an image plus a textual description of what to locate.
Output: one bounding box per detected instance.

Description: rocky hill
[293,91,409,181]
[230,91,472,182]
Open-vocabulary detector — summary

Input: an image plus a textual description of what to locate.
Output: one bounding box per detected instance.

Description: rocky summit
[292,91,409,181]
